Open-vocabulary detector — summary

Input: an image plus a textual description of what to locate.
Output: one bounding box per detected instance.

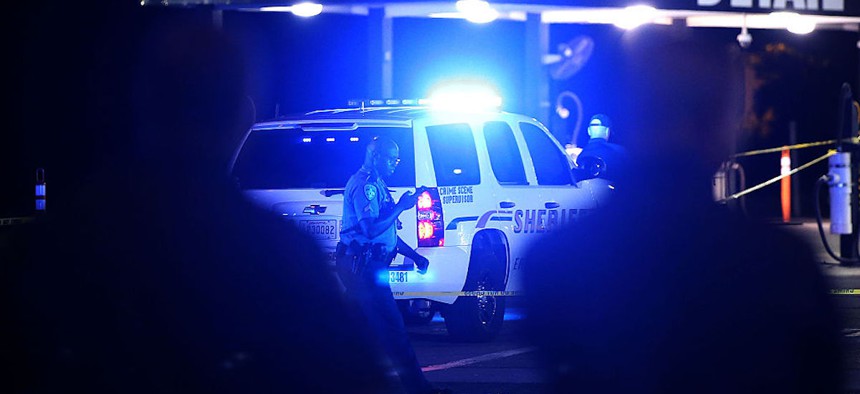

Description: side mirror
[572,156,606,182]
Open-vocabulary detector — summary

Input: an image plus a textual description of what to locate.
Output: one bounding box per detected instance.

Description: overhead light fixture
[613,5,657,30]
[260,3,323,17]
[770,11,816,34]
[455,0,499,24]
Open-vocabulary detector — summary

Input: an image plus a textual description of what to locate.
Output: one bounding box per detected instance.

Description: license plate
[389,271,408,283]
[299,220,337,240]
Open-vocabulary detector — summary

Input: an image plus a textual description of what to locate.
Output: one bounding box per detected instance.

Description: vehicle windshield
[232,126,415,189]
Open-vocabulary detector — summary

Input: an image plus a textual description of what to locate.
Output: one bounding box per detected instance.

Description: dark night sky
[1,3,858,218]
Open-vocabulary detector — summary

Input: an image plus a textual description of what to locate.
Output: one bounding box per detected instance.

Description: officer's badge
[364,184,377,200]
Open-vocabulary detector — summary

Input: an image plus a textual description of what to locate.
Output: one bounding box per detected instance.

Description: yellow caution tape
[392,291,524,297]
[732,137,859,158]
[830,289,860,295]
[0,217,35,227]
[721,150,836,202]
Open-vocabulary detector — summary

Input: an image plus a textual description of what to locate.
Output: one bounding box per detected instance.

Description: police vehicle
[230,97,612,341]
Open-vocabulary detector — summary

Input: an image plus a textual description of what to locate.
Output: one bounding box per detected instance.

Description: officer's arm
[396,236,421,260]
[358,191,418,239]
[396,236,429,274]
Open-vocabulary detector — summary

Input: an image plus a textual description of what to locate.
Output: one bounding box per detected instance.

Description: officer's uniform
[337,165,433,394]
[577,139,628,180]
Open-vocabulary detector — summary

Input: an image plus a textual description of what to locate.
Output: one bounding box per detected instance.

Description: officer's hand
[397,191,418,210]
[414,255,430,275]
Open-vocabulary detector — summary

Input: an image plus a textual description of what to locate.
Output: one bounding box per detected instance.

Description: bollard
[780,149,791,223]
[35,168,46,213]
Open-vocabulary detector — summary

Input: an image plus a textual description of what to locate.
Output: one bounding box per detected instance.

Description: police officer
[577,114,628,180]
[337,137,449,394]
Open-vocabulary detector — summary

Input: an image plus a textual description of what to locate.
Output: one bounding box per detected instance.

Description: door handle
[499,201,516,209]
[545,202,560,209]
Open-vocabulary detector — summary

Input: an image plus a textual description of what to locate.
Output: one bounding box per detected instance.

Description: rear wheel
[444,233,507,342]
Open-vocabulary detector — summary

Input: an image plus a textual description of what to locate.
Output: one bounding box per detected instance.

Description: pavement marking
[421,347,537,373]
[844,329,860,338]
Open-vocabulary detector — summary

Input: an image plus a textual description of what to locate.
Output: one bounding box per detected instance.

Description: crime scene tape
[830,289,860,295]
[397,290,859,296]
[720,150,835,202]
[392,291,524,297]
[0,217,35,227]
[731,137,860,158]
[400,290,860,296]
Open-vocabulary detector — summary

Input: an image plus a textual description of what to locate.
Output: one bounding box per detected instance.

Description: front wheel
[444,235,507,342]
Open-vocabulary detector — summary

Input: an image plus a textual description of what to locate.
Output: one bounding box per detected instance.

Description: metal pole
[367,8,392,99]
[524,13,549,125]
[839,83,858,264]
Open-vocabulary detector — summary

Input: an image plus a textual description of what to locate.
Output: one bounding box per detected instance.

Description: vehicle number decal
[300,220,338,240]
[389,271,408,283]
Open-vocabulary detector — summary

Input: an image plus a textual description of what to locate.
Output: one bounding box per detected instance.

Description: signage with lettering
[405,0,860,16]
[697,0,845,13]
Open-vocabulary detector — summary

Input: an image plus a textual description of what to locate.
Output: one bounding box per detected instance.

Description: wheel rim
[475,273,497,326]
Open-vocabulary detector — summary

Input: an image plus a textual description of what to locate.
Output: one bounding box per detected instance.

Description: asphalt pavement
[408,219,860,393]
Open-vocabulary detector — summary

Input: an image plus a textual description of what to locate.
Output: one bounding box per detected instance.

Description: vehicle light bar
[347,98,430,108]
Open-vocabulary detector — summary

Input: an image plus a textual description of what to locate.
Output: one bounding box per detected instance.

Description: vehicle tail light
[416,188,444,247]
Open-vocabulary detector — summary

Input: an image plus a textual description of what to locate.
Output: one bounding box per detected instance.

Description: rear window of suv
[426,123,480,186]
[232,126,415,189]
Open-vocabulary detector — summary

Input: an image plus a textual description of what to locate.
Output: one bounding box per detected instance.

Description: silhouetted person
[576,113,628,180]
[6,9,391,394]
[524,27,842,394]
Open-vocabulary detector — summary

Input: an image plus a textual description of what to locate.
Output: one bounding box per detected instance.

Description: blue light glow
[426,81,502,112]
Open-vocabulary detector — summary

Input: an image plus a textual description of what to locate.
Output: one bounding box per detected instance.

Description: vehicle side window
[483,121,527,185]
[520,122,573,185]
[426,124,481,186]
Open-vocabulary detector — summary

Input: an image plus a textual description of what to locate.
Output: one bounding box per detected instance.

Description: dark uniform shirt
[577,138,628,180]
[340,165,397,253]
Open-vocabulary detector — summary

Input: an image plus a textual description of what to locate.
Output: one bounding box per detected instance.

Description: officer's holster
[336,241,392,276]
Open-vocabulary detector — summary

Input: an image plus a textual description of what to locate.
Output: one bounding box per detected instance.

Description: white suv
[230,102,611,341]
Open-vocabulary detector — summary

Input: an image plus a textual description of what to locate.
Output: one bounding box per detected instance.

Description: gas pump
[35,168,46,214]
[817,83,860,264]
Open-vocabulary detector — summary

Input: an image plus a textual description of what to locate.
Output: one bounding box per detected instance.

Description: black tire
[398,299,436,326]
[444,233,507,342]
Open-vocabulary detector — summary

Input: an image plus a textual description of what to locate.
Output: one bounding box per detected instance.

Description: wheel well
[471,229,510,287]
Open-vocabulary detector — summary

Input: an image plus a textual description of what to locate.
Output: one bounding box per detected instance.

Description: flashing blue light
[426,81,502,112]
[302,137,312,143]
[350,137,360,142]
[326,137,335,142]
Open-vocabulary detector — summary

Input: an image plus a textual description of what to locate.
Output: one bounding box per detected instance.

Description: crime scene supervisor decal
[439,186,473,204]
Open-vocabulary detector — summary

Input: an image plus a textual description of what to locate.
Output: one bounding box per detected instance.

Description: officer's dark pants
[336,252,433,394]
